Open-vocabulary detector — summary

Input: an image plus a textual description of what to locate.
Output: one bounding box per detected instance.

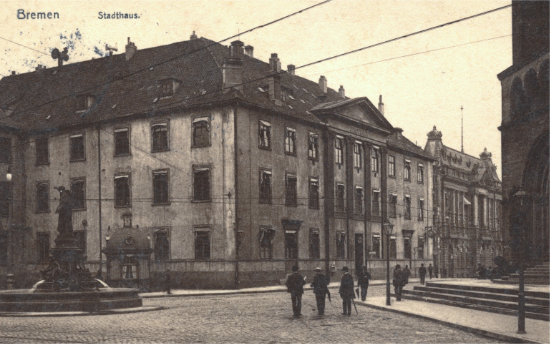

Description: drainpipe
[233,105,239,289]
[97,124,103,278]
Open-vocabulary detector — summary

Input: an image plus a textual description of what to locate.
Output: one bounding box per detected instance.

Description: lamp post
[513,189,528,334]
[383,221,394,306]
[5,167,14,289]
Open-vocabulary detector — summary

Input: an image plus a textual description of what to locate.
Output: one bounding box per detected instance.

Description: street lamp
[5,167,14,289]
[513,189,528,334]
[383,221,394,306]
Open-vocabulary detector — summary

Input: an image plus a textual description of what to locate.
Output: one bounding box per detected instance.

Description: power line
[0,36,50,56]
[7,0,333,117]
[295,4,511,70]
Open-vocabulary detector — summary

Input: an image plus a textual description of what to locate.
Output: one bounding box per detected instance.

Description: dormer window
[159,78,180,98]
[76,95,95,112]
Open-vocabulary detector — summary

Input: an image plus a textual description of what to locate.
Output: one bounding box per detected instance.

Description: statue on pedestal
[54,186,74,238]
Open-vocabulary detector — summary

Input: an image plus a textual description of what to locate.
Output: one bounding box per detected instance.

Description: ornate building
[498,0,549,266]
[0,35,433,289]
[425,127,503,277]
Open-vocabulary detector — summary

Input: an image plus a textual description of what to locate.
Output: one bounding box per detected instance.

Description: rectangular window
[0,182,10,217]
[154,230,170,261]
[353,142,362,169]
[192,117,210,148]
[258,120,271,149]
[69,134,85,161]
[70,178,86,210]
[418,199,424,221]
[372,235,380,258]
[114,128,130,156]
[478,195,485,227]
[36,137,49,165]
[389,194,397,218]
[404,160,411,181]
[194,231,210,260]
[372,190,380,216]
[335,136,344,165]
[285,173,297,207]
[160,79,174,98]
[0,233,7,265]
[417,163,424,183]
[153,170,170,204]
[114,174,131,207]
[36,182,49,213]
[404,237,411,259]
[193,167,210,202]
[308,177,319,209]
[388,155,395,177]
[371,147,379,172]
[284,127,296,155]
[417,237,425,259]
[259,170,272,204]
[335,183,345,212]
[390,237,397,259]
[37,232,50,264]
[0,137,10,163]
[355,187,363,214]
[336,232,346,259]
[285,230,298,259]
[404,195,411,219]
[309,229,320,259]
[259,226,274,259]
[76,95,95,111]
[308,133,319,160]
[151,122,169,152]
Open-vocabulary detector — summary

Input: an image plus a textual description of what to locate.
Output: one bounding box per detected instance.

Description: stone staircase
[499,262,550,285]
[401,281,550,321]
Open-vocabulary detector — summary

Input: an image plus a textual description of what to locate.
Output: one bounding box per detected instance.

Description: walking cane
[352,298,358,315]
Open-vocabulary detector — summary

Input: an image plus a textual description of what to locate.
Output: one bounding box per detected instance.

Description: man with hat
[311,267,330,316]
[339,266,355,316]
[285,265,306,317]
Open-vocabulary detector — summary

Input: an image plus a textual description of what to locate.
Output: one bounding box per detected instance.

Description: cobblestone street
[0,286,499,343]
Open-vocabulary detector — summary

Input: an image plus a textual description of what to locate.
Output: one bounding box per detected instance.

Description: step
[403,289,549,316]
[412,286,550,307]
[425,282,549,299]
[399,293,549,321]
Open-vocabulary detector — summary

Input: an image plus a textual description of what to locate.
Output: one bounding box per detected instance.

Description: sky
[0,0,512,176]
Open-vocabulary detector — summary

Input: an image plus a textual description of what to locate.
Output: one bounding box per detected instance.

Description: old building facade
[498,0,549,266]
[0,35,433,289]
[425,127,503,277]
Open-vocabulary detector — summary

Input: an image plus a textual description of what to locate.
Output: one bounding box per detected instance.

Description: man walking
[311,267,330,316]
[357,266,371,301]
[393,264,405,301]
[165,268,171,295]
[419,264,427,285]
[428,263,433,279]
[286,265,306,317]
[339,266,355,315]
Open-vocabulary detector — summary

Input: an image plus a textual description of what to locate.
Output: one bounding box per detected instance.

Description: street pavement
[0,285,499,344]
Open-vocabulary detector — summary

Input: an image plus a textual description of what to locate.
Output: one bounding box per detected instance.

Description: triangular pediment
[310,97,393,132]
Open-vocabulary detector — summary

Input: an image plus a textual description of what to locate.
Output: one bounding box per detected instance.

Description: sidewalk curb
[0,306,165,317]
[140,280,401,299]
[357,301,539,344]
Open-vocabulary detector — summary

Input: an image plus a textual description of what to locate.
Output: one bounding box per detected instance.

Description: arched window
[510,77,527,120]
[524,69,538,103]
[539,59,549,106]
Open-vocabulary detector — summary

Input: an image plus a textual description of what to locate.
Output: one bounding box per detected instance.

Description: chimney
[269,53,281,73]
[287,64,295,75]
[244,45,254,57]
[190,31,198,40]
[338,85,345,98]
[222,40,244,92]
[378,95,384,115]
[125,37,137,61]
[319,75,327,94]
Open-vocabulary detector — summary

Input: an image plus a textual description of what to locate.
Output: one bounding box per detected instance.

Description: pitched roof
[0,37,347,133]
[439,144,501,184]
[387,129,434,161]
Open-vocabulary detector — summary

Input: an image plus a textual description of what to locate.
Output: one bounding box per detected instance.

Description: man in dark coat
[428,264,433,279]
[393,264,405,301]
[165,268,171,295]
[311,267,330,316]
[419,264,427,285]
[357,266,371,301]
[339,266,355,315]
[403,265,411,287]
[286,265,306,317]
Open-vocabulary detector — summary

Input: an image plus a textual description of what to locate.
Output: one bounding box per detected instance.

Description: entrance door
[355,234,364,274]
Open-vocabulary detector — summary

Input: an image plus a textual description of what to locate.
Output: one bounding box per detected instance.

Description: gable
[338,103,389,130]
